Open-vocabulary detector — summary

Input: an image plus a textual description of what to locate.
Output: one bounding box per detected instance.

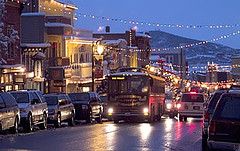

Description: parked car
[44,94,75,127]
[0,92,20,133]
[178,92,205,121]
[206,92,240,151]
[10,90,48,132]
[202,89,227,148]
[100,94,108,118]
[164,91,178,118]
[68,92,103,123]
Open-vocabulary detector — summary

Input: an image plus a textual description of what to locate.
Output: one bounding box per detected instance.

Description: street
[0,117,203,151]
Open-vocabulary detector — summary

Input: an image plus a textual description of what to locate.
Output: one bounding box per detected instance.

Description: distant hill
[149,30,239,68]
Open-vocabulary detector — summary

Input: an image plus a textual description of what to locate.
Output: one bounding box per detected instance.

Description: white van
[178,92,204,121]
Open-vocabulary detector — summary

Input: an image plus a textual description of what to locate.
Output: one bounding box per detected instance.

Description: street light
[92,39,104,92]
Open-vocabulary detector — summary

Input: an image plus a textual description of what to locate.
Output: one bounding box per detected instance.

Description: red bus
[106,68,165,123]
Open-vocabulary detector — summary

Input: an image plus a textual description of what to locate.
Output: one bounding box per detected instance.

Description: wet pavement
[0,117,203,151]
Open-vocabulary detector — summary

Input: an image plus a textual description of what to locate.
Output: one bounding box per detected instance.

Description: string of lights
[113,49,237,71]
[20,1,240,71]
[105,29,240,53]
[76,12,240,29]
[21,1,240,30]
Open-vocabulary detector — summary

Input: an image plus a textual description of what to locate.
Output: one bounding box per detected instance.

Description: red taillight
[209,121,216,134]
[177,103,181,109]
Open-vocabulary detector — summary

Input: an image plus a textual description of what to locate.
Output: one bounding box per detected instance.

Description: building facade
[93,28,151,69]
[0,0,25,92]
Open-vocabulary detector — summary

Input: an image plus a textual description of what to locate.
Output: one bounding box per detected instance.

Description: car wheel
[113,119,119,124]
[10,117,19,133]
[39,114,47,130]
[179,115,183,121]
[24,114,33,132]
[86,112,92,123]
[54,114,61,128]
[96,114,102,124]
[68,112,75,126]
[184,116,187,121]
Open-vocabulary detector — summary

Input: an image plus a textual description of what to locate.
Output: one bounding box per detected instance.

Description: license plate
[193,106,200,110]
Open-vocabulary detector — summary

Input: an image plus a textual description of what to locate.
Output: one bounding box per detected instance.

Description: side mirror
[203,103,208,109]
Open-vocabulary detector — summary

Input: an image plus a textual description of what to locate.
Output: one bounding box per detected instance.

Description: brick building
[0,0,25,92]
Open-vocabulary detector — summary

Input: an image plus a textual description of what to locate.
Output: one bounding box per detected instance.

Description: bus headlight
[143,108,148,115]
[166,103,172,109]
[108,108,113,115]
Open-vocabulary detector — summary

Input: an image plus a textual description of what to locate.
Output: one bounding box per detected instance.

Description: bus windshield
[109,76,148,94]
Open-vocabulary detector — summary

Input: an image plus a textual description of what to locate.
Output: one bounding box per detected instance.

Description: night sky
[74,0,240,49]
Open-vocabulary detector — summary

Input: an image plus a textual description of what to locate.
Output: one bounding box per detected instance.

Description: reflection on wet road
[0,117,202,151]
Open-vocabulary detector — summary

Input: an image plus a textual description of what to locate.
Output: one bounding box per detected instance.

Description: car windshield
[11,93,29,103]
[208,92,223,113]
[44,96,58,105]
[109,76,148,94]
[68,93,90,102]
[182,94,204,102]
[220,97,240,120]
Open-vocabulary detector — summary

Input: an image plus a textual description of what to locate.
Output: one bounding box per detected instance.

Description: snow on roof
[56,0,74,5]
[21,43,51,48]
[65,36,97,42]
[103,39,127,46]
[136,32,151,38]
[45,23,73,28]
[71,63,92,68]
[49,66,70,69]
[110,72,148,76]
[127,46,138,49]
[55,0,77,9]
[21,12,45,16]
[0,64,24,69]
[32,52,46,59]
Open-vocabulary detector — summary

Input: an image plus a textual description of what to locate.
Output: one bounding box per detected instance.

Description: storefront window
[5,85,12,92]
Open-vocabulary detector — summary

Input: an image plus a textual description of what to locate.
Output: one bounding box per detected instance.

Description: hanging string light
[23,1,240,29]
[77,12,240,29]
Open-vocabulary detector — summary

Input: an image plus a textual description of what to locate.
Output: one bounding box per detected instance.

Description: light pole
[92,39,104,92]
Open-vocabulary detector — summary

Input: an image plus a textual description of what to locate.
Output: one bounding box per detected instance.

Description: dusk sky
[74,0,240,49]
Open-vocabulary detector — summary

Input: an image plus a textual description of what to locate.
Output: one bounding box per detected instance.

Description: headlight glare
[108,108,113,115]
[166,103,172,109]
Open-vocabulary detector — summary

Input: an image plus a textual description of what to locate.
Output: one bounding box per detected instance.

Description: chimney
[106,26,110,33]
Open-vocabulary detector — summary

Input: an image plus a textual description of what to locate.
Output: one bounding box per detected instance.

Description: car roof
[10,90,41,93]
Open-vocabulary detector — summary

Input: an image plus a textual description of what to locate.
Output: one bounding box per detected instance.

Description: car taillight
[209,121,216,134]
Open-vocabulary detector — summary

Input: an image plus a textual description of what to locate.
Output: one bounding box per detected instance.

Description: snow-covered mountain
[149,30,239,68]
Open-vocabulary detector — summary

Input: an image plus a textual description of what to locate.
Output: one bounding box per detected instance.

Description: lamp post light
[92,40,104,92]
